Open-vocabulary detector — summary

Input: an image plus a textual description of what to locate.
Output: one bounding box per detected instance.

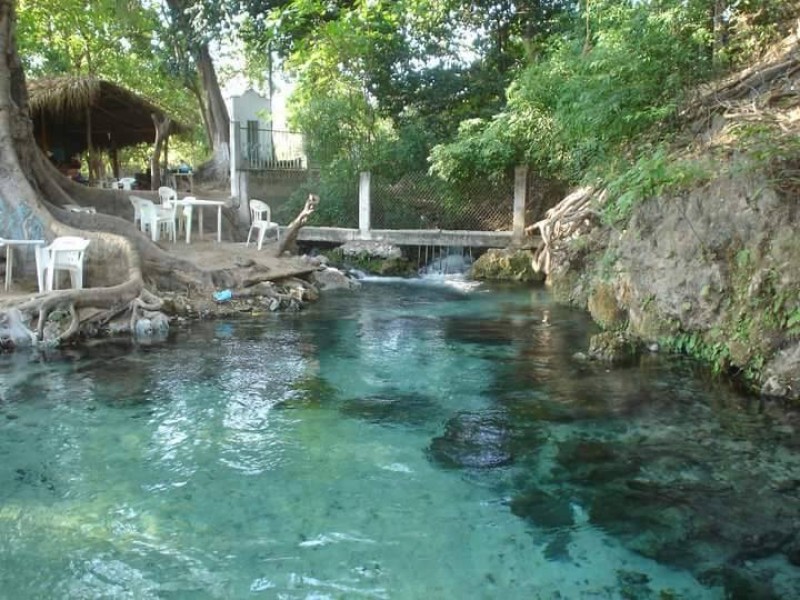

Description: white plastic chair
[246,199,280,250]
[129,195,144,228]
[139,199,176,242]
[36,236,91,292]
[158,186,177,206]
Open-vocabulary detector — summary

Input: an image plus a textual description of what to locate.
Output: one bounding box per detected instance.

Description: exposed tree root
[527,187,602,274]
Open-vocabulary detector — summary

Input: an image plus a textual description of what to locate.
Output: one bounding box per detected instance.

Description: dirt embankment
[544,33,800,400]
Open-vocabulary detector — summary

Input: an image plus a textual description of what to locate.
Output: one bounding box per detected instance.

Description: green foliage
[431,2,713,183]
[429,117,521,183]
[729,122,800,192]
[601,146,713,224]
[660,332,732,375]
[275,168,359,228]
[726,0,800,64]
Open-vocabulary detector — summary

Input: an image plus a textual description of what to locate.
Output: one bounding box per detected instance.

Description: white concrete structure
[229,89,272,221]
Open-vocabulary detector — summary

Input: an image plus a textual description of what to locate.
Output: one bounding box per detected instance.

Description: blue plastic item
[213,289,233,302]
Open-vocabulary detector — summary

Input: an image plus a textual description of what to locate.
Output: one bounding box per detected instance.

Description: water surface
[0,280,798,599]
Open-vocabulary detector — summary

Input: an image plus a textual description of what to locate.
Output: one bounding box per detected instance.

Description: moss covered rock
[470,249,544,282]
[322,249,416,277]
[588,331,641,364]
[588,281,627,329]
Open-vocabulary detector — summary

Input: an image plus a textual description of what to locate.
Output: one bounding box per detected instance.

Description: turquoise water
[0,280,798,599]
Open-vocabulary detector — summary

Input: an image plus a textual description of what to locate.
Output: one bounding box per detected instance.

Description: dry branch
[276,193,320,256]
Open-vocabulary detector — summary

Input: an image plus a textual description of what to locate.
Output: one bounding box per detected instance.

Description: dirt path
[166,239,315,280]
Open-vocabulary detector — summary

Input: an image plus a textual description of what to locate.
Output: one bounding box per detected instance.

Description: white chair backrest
[119,177,136,190]
[249,199,271,223]
[158,186,177,206]
[138,198,157,221]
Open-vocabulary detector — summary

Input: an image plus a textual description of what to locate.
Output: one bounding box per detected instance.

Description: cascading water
[418,245,474,277]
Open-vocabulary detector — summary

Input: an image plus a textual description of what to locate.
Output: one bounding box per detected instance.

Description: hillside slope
[543,30,800,400]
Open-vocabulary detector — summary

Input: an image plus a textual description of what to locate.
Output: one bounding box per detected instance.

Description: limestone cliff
[541,32,800,400]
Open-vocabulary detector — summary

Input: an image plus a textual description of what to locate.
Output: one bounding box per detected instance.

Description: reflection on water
[0,280,798,599]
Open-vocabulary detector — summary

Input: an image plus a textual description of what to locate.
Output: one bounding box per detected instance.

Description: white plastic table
[174,198,225,243]
[0,238,45,291]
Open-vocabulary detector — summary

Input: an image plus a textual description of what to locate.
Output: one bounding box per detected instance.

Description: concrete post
[230,121,252,225]
[230,120,240,198]
[359,171,371,239]
[512,165,528,245]
[238,171,250,224]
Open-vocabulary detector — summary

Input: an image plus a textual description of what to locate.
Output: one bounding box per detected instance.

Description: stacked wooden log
[526,186,603,274]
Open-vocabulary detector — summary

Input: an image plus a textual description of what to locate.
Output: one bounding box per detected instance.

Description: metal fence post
[512,165,528,245]
[359,171,371,239]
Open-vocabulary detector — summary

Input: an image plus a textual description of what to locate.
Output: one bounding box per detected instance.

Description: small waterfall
[418,246,474,277]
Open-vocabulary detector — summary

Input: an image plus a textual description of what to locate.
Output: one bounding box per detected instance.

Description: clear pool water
[0,280,798,599]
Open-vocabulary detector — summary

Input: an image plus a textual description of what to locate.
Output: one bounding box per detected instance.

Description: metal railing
[235,127,308,171]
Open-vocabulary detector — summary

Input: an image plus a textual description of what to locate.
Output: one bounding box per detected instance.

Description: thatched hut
[28,76,188,181]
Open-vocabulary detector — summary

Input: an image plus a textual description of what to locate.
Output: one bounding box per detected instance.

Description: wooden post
[111,145,120,179]
[359,171,371,238]
[512,165,528,245]
[85,106,94,181]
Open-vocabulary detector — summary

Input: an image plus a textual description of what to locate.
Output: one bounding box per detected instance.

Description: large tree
[0,0,287,345]
[164,0,231,180]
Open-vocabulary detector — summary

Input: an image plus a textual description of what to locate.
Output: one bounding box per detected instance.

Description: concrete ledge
[292,227,540,248]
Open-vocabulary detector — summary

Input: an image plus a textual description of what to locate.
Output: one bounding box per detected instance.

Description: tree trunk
[165,0,230,181]
[194,42,230,181]
[188,77,213,148]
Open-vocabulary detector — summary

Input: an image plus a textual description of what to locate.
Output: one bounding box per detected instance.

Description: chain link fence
[274,168,566,232]
[371,172,514,231]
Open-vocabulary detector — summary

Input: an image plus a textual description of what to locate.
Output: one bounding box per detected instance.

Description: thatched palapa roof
[28,76,189,153]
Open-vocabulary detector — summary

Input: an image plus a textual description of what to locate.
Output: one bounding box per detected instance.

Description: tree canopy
[17,0,796,183]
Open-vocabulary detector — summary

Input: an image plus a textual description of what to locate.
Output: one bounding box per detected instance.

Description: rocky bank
[539,36,800,401]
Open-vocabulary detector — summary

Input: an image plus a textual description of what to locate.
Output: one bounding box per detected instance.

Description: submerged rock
[509,489,574,530]
[428,411,514,469]
[340,390,441,426]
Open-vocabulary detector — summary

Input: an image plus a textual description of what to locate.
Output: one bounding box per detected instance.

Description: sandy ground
[165,239,315,279]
